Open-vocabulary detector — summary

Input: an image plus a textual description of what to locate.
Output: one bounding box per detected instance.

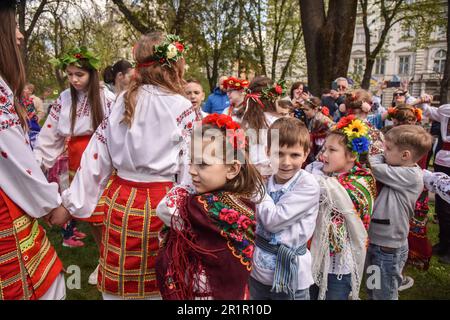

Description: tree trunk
[361,57,376,89]
[439,0,450,104]
[299,0,358,95]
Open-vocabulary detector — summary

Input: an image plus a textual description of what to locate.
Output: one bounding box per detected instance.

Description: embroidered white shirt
[34,88,115,169]
[62,85,197,218]
[0,76,61,218]
[251,170,320,290]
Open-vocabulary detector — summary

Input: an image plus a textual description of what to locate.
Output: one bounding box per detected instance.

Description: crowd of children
[2,0,450,301]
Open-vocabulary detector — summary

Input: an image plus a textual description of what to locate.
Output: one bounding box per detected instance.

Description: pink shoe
[62,236,85,248]
[73,228,87,240]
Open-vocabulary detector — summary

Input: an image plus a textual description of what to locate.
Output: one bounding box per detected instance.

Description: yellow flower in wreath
[343,119,368,138]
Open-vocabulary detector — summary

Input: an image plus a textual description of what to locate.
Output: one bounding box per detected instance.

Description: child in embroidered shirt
[155,114,265,300]
[249,117,320,300]
[307,115,377,300]
[366,125,433,300]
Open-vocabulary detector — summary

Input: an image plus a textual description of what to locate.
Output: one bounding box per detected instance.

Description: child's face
[227,90,244,105]
[275,101,291,117]
[302,105,316,119]
[321,134,356,174]
[117,68,134,89]
[185,82,205,109]
[66,65,90,92]
[189,139,240,194]
[269,143,308,184]
[383,139,412,166]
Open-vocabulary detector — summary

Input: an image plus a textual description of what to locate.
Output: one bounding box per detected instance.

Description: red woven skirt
[67,135,103,224]
[97,176,173,299]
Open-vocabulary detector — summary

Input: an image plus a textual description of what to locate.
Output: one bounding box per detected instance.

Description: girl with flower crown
[0,0,65,300]
[306,116,377,300]
[341,89,385,159]
[221,76,249,120]
[299,96,334,164]
[155,113,265,299]
[236,76,287,176]
[34,45,116,281]
[47,32,198,300]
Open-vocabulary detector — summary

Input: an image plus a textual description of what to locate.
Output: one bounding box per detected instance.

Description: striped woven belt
[255,235,307,298]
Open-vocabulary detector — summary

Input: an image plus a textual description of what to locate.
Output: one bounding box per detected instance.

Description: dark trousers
[434,164,450,253]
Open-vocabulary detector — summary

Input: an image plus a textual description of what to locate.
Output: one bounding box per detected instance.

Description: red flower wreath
[336,114,356,129]
[202,113,246,149]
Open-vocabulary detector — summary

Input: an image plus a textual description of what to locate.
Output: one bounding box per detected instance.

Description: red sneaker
[62,236,85,248]
[73,228,87,240]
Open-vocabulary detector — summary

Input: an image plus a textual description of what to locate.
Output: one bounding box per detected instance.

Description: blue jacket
[203,87,230,114]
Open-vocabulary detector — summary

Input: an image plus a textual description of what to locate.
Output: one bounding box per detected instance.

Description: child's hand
[361,102,371,113]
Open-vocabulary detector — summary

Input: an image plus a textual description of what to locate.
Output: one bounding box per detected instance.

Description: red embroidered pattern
[94,117,109,144]
[176,107,195,127]
[76,96,90,118]
[49,102,62,121]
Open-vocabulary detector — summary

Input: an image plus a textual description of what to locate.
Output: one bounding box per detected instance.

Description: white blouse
[422,103,450,168]
[62,85,198,219]
[0,76,61,218]
[252,170,320,291]
[34,88,115,169]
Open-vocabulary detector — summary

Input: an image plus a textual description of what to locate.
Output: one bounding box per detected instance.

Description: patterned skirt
[97,176,173,299]
[67,135,103,224]
[0,189,62,300]
[407,189,432,271]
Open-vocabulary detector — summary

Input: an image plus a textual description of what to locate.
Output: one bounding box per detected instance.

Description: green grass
[43,222,102,300]
[43,202,450,300]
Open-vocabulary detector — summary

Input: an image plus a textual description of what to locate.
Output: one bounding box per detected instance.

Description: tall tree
[359,0,445,89]
[242,0,303,80]
[440,0,450,104]
[16,0,49,70]
[111,0,164,33]
[299,0,358,95]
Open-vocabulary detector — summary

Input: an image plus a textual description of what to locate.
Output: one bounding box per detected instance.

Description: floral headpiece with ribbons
[386,106,422,122]
[333,115,371,155]
[136,34,187,68]
[202,113,246,150]
[223,77,249,91]
[261,81,287,101]
[49,46,101,71]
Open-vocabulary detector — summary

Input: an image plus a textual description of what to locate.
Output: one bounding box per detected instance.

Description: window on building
[402,26,416,38]
[374,57,386,75]
[355,28,365,44]
[399,55,411,75]
[433,50,447,74]
[436,26,446,39]
[353,58,365,75]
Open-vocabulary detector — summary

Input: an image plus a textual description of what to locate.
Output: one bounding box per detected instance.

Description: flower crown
[333,115,371,155]
[261,81,287,100]
[386,106,422,122]
[202,113,246,150]
[223,77,249,91]
[49,46,101,71]
[136,34,187,68]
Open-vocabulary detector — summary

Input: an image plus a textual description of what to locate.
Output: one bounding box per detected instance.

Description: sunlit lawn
[42,202,450,300]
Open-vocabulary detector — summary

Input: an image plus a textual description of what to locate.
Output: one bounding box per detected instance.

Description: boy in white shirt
[249,117,320,300]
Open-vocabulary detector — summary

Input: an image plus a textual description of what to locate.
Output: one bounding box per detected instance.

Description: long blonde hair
[123,32,186,127]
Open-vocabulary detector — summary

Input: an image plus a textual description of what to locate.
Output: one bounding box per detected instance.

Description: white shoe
[398,276,414,291]
[88,265,99,285]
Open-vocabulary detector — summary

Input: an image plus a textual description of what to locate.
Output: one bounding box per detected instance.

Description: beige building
[349,0,447,106]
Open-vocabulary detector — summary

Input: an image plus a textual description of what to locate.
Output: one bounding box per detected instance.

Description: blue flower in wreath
[351,136,370,154]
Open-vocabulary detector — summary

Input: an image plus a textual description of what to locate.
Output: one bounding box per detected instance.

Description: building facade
[349,0,447,106]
